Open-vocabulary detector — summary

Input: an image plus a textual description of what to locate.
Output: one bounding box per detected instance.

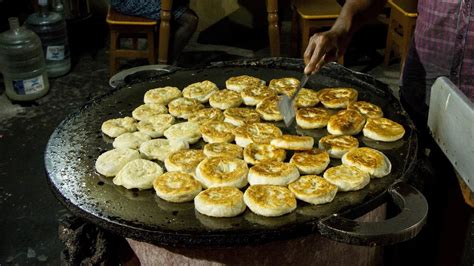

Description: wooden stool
[384,0,418,69]
[291,0,343,64]
[106,8,157,75]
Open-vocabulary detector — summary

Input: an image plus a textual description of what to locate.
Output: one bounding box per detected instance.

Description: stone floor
[0,16,443,265]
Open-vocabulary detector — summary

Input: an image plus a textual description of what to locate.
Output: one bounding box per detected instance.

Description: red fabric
[413,0,474,101]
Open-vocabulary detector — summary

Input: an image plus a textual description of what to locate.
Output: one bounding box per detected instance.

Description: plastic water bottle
[26,0,71,78]
[0,17,50,101]
[52,0,65,18]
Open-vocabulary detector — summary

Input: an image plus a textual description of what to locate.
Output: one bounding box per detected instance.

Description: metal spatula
[278,74,309,127]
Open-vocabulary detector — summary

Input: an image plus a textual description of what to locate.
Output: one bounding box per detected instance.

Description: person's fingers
[314,53,328,73]
[304,54,322,74]
[303,35,317,65]
[305,35,328,74]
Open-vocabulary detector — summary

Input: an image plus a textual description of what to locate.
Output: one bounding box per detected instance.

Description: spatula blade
[278,74,309,128]
[278,94,296,127]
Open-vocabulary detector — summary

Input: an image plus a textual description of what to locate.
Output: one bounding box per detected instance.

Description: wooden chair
[384,0,418,69]
[106,8,157,75]
[291,0,344,64]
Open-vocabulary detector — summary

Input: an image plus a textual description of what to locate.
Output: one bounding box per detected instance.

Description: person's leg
[168,9,198,64]
[393,41,469,266]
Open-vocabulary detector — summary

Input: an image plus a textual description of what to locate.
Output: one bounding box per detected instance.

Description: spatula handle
[290,74,309,101]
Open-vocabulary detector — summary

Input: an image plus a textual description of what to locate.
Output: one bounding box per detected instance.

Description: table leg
[159,0,173,64]
[266,0,280,57]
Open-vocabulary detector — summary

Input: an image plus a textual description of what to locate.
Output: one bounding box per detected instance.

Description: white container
[26,0,71,78]
[0,17,50,101]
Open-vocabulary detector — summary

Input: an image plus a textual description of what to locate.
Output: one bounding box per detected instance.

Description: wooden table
[158,0,280,64]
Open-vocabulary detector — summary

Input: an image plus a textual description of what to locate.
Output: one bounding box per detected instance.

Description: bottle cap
[8,17,20,31]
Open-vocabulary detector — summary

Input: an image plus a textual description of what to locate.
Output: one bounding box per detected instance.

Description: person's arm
[304,0,387,74]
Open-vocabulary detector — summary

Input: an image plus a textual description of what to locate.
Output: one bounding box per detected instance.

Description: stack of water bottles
[0,0,70,101]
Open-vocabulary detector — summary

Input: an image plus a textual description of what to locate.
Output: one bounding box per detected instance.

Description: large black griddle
[45,58,427,247]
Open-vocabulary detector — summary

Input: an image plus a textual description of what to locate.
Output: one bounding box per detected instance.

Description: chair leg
[266,0,281,57]
[147,29,156,64]
[290,5,299,57]
[301,20,311,58]
[159,6,172,64]
[337,56,344,65]
[384,17,394,66]
[400,18,415,70]
[109,29,119,76]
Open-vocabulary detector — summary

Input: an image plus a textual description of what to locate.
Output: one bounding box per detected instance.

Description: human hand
[303,29,349,74]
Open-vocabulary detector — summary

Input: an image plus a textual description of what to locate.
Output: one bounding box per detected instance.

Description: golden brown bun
[270,135,314,150]
[243,143,286,165]
[288,175,338,205]
[256,96,283,121]
[209,89,243,110]
[295,107,331,129]
[163,121,202,144]
[318,135,359,158]
[137,114,175,138]
[168,97,204,119]
[226,75,265,92]
[248,161,299,185]
[195,156,248,188]
[241,85,277,106]
[290,148,330,174]
[323,164,370,191]
[327,109,366,135]
[101,117,137,138]
[363,117,405,142]
[318,88,358,108]
[132,104,168,121]
[233,122,282,147]
[200,121,235,143]
[182,80,218,103]
[188,108,224,124]
[295,88,320,107]
[347,101,383,118]
[112,132,151,150]
[139,139,188,161]
[144,86,181,105]
[153,171,202,203]
[269,77,299,96]
[113,159,163,190]
[194,186,246,217]
[164,149,206,175]
[95,148,141,177]
[203,143,243,159]
[223,107,260,127]
[244,185,297,217]
[341,147,392,178]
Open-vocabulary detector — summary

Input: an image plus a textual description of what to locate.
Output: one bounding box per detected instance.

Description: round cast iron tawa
[45,59,417,247]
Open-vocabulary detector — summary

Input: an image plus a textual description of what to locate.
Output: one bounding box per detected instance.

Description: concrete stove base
[127,205,385,265]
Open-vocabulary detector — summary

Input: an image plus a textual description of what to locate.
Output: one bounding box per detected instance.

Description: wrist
[331,11,353,36]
